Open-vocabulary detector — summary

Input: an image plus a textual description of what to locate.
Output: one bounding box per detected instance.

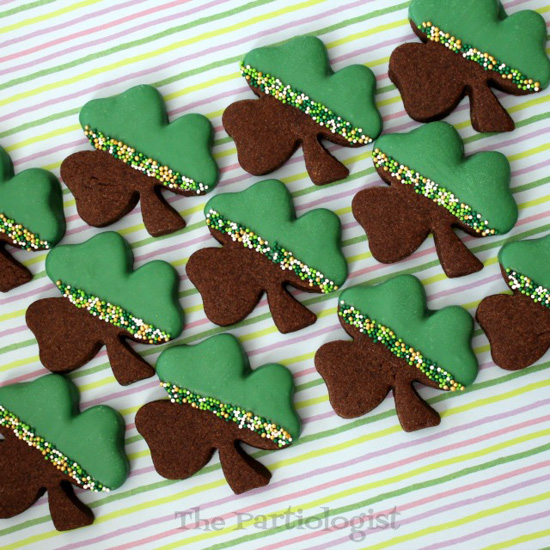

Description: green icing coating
[206,179,347,286]
[0,147,65,244]
[0,375,128,489]
[374,122,517,234]
[79,84,219,188]
[243,35,382,138]
[46,231,183,337]
[409,0,550,88]
[340,275,478,386]
[156,333,301,440]
[499,234,550,289]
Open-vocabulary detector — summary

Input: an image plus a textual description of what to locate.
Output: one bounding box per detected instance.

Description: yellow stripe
[6,24,550,156]
[328,19,408,47]
[155,429,550,549]
[0,0,323,109]
[482,528,550,550]
[0,0,102,35]
[367,491,550,549]
[12,375,550,547]
[5,124,80,152]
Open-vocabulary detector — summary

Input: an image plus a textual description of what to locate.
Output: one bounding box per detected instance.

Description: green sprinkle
[505,268,550,307]
[420,22,541,92]
[240,62,373,145]
[206,209,339,294]
[161,383,293,448]
[0,404,109,492]
[339,301,465,391]
[83,126,208,194]
[55,280,171,344]
[373,148,497,236]
[0,212,50,251]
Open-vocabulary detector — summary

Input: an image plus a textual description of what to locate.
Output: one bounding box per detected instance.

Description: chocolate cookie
[477,234,550,371]
[352,122,517,278]
[186,179,348,333]
[26,232,183,385]
[0,146,65,292]
[61,85,218,237]
[0,375,128,531]
[390,0,550,132]
[136,334,301,494]
[315,275,478,432]
[223,35,382,185]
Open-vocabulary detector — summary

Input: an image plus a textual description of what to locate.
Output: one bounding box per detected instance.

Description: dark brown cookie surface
[353,166,484,279]
[61,150,188,238]
[26,297,155,386]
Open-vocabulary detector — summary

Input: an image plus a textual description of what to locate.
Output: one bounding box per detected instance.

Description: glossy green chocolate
[46,232,183,337]
[340,275,478,386]
[156,333,301,439]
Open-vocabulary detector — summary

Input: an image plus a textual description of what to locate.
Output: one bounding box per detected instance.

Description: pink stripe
[0,0,233,76]
[303,473,550,550]
[422,510,550,550]
[430,273,504,300]
[0,0,151,50]
[3,0,387,124]
[0,0,206,66]
[98,409,550,550]
[55,397,550,550]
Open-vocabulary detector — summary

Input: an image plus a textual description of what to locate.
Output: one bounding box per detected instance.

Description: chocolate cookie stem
[431,220,483,278]
[315,322,442,432]
[61,150,187,237]
[389,21,524,133]
[0,426,94,531]
[26,297,155,386]
[223,91,352,186]
[219,442,271,494]
[353,171,484,279]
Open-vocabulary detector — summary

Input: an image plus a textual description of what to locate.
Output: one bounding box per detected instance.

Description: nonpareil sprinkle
[0,213,50,251]
[206,209,338,294]
[240,62,373,145]
[0,405,109,492]
[161,383,293,447]
[83,126,208,194]
[373,149,497,236]
[419,22,540,93]
[55,280,171,344]
[505,268,550,308]
[339,301,465,391]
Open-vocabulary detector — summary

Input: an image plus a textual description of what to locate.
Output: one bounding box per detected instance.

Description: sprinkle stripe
[240,62,373,145]
[83,126,208,194]
[0,404,109,492]
[162,383,293,447]
[339,301,465,390]
[505,268,550,307]
[419,21,541,93]
[206,209,339,294]
[373,148,497,235]
[0,212,50,250]
[56,281,171,343]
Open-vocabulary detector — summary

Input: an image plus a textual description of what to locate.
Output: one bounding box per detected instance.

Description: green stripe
[0,2,409,142]
[0,0,277,92]
[206,442,550,550]
[1,350,547,538]
[0,0,57,19]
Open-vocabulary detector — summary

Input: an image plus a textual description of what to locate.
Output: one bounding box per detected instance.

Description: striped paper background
[0,0,549,548]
